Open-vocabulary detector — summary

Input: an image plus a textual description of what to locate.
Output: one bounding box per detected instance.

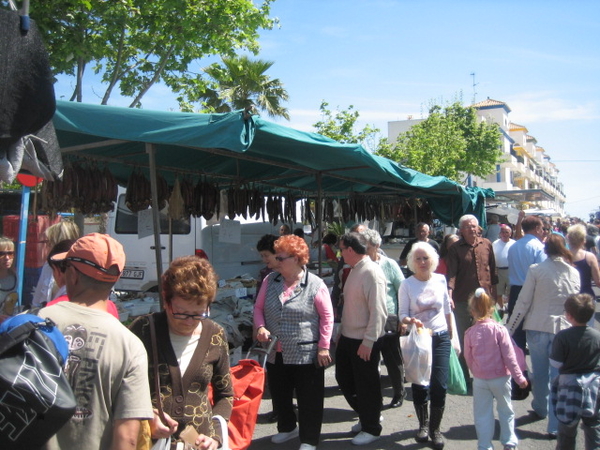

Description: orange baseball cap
[51,233,125,283]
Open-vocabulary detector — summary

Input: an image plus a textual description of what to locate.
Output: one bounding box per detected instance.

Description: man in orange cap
[39,233,153,450]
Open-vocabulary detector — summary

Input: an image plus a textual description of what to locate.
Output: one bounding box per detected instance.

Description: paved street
[247,302,599,449]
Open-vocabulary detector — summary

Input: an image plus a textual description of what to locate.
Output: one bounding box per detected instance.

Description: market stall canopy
[53,101,491,226]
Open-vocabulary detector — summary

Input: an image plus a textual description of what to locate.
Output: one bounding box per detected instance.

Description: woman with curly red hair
[254,235,334,450]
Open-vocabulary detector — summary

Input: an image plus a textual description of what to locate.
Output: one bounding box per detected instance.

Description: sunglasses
[275,255,294,262]
[0,251,14,257]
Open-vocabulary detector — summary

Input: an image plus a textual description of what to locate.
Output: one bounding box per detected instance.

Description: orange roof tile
[471,98,511,111]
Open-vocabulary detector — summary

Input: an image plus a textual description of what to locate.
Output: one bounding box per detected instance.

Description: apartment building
[387,98,566,216]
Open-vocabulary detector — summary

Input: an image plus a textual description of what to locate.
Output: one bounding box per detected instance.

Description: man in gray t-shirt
[39,234,152,450]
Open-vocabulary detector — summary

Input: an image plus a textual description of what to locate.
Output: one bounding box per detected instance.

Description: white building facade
[388,98,566,216]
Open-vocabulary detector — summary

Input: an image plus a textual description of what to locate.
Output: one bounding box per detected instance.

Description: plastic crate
[2,215,61,242]
[2,215,20,241]
[25,242,47,268]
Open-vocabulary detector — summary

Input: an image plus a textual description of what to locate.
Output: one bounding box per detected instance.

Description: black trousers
[335,335,383,436]
[379,332,404,397]
[266,352,325,446]
[508,285,527,351]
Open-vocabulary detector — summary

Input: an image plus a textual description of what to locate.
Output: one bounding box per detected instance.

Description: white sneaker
[350,415,384,433]
[352,431,380,445]
[271,427,299,444]
[299,444,317,450]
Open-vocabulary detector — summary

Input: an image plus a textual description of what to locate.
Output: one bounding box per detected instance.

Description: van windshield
[114,194,191,235]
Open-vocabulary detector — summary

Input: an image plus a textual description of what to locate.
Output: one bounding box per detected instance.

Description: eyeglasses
[171,311,209,321]
[0,251,14,257]
[275,255,294,262]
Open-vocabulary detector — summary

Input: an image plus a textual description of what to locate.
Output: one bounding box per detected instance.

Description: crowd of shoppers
[1,211,598,450]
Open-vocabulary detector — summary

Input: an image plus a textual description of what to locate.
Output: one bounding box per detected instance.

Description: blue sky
[55,0,600,219]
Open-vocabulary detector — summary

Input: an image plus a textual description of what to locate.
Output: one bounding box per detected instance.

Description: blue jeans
[526,329,558,434]
[412,331,450,408]
[473,375,518,450]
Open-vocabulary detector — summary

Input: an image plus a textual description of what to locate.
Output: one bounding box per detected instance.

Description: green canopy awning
[53,101,492,226]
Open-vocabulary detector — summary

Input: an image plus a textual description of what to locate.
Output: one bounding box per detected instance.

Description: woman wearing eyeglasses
[130,256,233,450]
[254,234,334,450]
[0,236,17,322]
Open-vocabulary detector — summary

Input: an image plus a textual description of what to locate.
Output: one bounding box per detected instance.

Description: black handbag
[511,370,532,401]
[0,315,76,450]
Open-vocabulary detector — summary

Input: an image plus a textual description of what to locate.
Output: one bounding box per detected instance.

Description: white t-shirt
[39,302,153,450]
[169,332,200,375]
[492,238,515,267]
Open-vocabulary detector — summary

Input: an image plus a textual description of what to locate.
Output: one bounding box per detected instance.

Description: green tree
[376,101,502,182]
[16,0,277,107]
[185,55,289,119]
[312,101,385,152]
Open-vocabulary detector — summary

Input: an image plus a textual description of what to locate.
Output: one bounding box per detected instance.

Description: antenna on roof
[470,72,479,104]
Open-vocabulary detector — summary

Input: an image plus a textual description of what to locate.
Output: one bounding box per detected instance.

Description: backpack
[0,314,76,450]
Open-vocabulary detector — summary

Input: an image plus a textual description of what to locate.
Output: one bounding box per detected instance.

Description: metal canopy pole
[15,186,30,309]
[146,143,163,304]
[316,172,323,277]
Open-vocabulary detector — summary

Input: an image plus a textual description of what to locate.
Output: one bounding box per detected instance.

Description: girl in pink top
[464,288,528,450]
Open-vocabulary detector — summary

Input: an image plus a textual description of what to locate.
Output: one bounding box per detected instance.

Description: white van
[107,189,290,292]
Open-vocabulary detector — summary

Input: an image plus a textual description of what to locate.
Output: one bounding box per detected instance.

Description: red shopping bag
[210,358,265,450]
[228,359,265,449]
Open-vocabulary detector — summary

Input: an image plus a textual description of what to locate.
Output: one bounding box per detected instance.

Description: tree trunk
[128,44,176,108]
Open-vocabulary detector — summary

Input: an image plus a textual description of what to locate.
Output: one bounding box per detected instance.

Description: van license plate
[121,269,144,279]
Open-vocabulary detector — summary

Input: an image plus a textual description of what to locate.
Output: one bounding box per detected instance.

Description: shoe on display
[299,444,317,450]
[351,431,380,446]
[271,427,299,444]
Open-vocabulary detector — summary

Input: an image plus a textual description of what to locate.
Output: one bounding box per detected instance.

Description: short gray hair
[459,214,478,229]
[361,228,382,247]
[407,241,439,273]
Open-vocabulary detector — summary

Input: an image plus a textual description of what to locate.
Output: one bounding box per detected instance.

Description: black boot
[429,406,445,449]
[413,403,429,443]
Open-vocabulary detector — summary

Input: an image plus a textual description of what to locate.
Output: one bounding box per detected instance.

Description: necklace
[0,273,16,292]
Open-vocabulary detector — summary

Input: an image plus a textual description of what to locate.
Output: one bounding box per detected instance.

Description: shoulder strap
[148,314,167,424]
[0,320,37,354]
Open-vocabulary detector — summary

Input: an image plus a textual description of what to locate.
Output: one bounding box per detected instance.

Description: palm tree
[201,55,290,120]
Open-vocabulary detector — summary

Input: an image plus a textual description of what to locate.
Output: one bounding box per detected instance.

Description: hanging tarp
[52,101,491,226]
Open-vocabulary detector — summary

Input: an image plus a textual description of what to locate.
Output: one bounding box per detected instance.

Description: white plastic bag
[400,324,432,386]
[450,312,461,356]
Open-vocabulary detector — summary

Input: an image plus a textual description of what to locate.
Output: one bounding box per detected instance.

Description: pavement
[247,302,600,450]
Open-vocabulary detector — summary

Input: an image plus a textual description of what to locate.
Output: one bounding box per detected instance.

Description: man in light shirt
[335,232,387,446]
[492,224,515,312]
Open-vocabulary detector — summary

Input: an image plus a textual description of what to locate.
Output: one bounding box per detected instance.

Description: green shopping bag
[447,346,467,395]
[492,307,503,323]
